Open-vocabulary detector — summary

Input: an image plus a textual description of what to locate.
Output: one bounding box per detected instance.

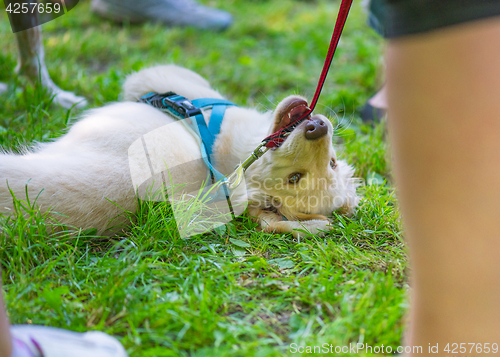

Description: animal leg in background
[6,3,87,109]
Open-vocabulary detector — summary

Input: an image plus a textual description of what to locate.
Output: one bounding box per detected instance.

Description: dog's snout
[304,118,328,140]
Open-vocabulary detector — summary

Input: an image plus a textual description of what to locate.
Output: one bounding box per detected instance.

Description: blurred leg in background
[14,26,88,109]
[4,0,233,109]
[2,0,87,109]
[359,0,388,122]
[91,0,233,31]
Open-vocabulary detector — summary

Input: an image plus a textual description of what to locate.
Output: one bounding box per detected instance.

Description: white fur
[0,65,359,237]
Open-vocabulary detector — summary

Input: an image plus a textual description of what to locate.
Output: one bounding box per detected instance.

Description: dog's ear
[335,161,362,216]
[336,185,361,216]
[272,95,310,133]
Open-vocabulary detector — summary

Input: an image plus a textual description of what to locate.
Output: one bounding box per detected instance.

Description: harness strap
[139,91,237,186]
[191,98,237,158]
[191,98,235,107]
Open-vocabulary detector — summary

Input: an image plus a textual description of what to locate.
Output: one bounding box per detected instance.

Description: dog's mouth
[272,98,312,148]
[283,99,311,125]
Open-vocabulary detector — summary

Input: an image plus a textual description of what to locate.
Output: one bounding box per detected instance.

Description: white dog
[0,65,359,238]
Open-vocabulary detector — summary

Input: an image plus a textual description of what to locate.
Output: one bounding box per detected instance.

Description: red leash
[263,0,353,149]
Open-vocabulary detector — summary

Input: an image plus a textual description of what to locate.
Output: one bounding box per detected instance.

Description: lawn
[0,0,407,356]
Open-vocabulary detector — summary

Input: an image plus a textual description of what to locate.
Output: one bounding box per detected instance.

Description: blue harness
[139,92,237,183]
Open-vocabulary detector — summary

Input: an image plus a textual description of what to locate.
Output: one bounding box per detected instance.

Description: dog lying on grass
[0,65,359,238]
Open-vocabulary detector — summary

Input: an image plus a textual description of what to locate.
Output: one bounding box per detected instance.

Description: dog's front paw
[264,219,333,239]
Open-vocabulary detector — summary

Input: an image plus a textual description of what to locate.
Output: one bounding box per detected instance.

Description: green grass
[0,0,407,356]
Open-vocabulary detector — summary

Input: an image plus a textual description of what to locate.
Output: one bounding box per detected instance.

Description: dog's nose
[304,118,328,140]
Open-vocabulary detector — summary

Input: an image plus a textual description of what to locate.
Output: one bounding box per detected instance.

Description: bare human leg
[386,18,500,353]
[0,285,12,357]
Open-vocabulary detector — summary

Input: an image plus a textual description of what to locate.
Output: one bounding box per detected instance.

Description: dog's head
[246,95,360,221]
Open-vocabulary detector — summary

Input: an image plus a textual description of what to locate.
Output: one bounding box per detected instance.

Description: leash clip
[224,142,269,190]
[210,142,269,195]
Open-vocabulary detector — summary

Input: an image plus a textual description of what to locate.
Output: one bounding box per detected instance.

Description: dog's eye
[330,158,337,169]
[288,173,302,184]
